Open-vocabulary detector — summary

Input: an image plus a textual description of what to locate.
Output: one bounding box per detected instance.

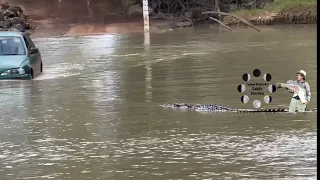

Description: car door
[23,35,41,74]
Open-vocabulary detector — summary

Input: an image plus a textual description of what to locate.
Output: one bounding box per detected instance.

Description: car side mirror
[29,47,38,54]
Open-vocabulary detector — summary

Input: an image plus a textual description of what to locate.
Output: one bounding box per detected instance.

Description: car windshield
[0,36,26,55]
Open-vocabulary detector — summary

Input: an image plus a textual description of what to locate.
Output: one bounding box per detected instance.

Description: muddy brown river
[0,25,317,180]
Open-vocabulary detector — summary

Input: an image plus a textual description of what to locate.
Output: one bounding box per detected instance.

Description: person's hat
[296,70,306,79]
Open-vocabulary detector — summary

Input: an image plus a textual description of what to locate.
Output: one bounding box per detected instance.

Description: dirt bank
[4,0,316,38]
[29,17,179,38]
[4,0,145,37]
[4,0,186,38]
[28,15,147,38]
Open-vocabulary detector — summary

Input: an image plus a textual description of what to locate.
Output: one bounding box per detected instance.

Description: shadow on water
[0,25,317,179]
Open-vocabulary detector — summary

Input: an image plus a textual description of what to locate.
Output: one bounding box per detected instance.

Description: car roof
[0,31,25,37]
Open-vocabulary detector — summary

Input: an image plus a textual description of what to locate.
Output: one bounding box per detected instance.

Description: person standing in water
[277,70,311,112]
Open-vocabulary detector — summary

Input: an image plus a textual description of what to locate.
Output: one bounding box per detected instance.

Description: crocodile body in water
[161,80,316,113]
[161,103,307,113]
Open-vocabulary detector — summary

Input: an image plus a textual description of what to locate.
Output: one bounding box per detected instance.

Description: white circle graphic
[253,100,261,108]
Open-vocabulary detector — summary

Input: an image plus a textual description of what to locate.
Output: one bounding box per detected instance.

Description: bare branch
[209,17,233,32]
[214,0,221,20]
[202,11,261,32]
[177,0,186,10]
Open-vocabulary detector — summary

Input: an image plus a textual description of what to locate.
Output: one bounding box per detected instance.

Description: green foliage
[265,0,317,11]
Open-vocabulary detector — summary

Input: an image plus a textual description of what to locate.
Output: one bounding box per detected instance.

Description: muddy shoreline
[29,17,316,39]
[28,10,316,38]
[28,16,192,38]
[3,0,315,38]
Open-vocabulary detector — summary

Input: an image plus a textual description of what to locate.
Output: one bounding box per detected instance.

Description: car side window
[25,35,35,48]
[23,36,30,49]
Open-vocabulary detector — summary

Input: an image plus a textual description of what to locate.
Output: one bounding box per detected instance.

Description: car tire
[40,62,43,73]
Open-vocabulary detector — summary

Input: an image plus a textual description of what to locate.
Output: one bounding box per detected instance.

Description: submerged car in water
[0,31,42,80]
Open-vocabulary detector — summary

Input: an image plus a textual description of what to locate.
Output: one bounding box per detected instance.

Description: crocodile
[161,80,317,113]
[161,103,290,113]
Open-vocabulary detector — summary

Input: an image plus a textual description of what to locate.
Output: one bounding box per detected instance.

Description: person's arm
[285,80,297,93]
[286,88,294,93]
[305,82,311,102]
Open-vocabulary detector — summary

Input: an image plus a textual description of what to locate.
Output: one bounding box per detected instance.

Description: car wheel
[40,62,43,73]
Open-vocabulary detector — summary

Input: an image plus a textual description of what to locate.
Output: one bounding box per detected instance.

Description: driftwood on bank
[123,0,269,31]
[202,11,261,32]
[209,17,233,32]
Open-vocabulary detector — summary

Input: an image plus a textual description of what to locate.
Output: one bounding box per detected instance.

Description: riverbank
[29,16,188,38]
[28,15,145,38]
[16,0,316,38]
[223,0,317,25]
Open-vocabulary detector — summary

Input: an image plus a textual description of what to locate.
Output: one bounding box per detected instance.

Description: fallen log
[209,17,233,32]
[202,11,261,32]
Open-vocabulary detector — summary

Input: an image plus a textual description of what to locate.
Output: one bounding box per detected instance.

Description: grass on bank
[223,0,317,25]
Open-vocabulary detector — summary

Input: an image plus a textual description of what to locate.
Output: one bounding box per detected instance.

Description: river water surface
[0,25,317,180]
